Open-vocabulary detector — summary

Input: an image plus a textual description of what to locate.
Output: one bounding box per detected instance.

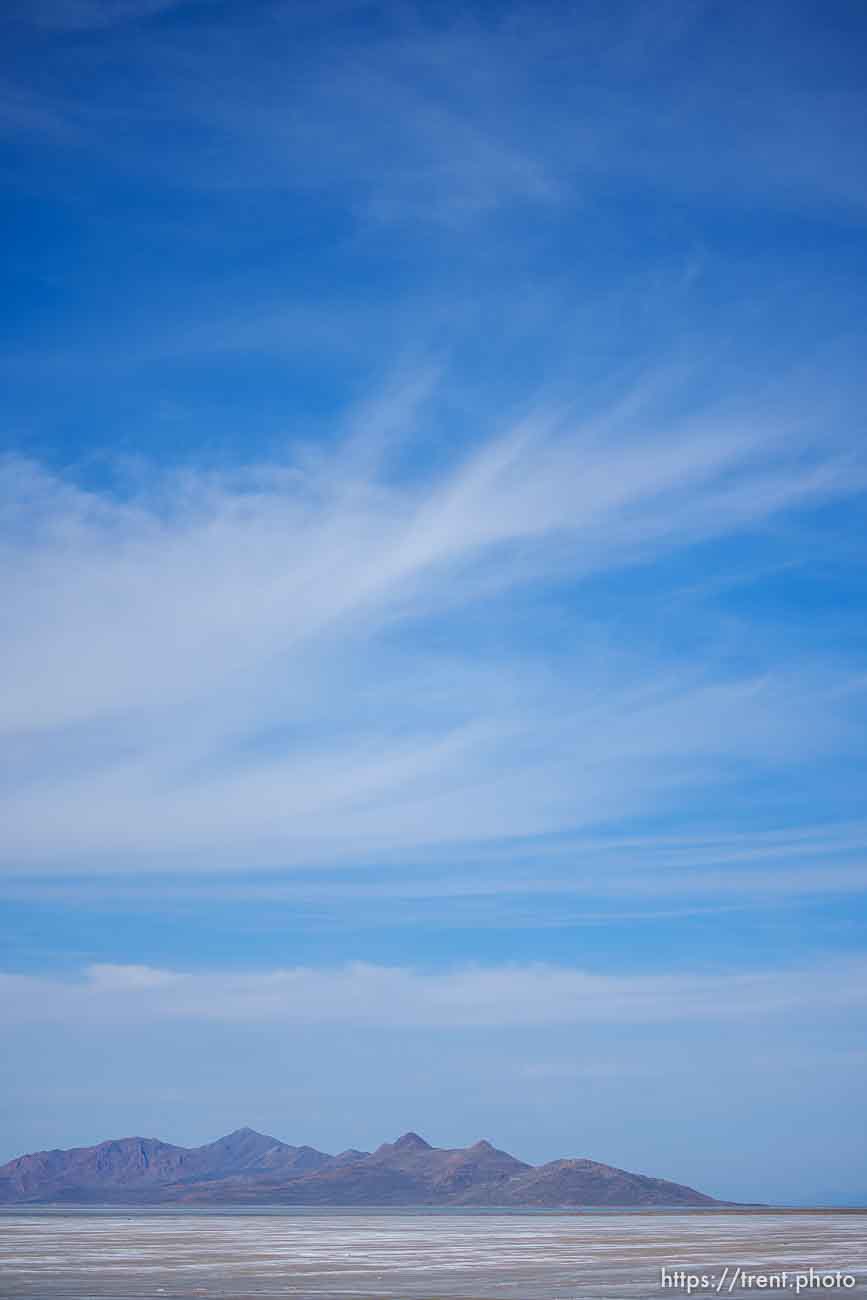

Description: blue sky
[1,0,867,1205]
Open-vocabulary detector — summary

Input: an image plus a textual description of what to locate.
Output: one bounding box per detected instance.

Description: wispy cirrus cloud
[1,370,864,876]
[3,957,867,1027]
[23,827,866,906]
[4,2,866,219]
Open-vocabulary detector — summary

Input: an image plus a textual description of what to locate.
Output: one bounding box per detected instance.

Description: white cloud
[1,376,864,875]
[6,824,867,907]
[3,958,867,1028]
[7,3,867,219]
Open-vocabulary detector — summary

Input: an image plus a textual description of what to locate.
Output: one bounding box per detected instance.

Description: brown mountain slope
[0,1129,332,1203]
[191,1132,534,1205]
[0,1137,190,1202]
[0,1130,723,1206]
[458,1157,719,1207]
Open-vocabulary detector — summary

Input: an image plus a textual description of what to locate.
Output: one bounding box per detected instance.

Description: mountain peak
[217,1127,276,1142]
[393,1131,431,1150]
[205,1127,286,1155]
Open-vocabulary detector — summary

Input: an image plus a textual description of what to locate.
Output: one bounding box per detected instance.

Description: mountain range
[0,1128,723,1206]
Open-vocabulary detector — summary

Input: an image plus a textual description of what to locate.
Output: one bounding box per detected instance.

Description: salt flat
[0,1208,864,1299]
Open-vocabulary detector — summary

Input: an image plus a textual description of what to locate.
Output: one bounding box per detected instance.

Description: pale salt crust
[0,1209,865,1299]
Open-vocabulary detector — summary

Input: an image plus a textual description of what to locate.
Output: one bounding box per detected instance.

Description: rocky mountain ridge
[0,1127,722,1206]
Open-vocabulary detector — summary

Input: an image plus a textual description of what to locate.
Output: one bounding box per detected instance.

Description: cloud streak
[1,373,864,876]
[5,2,867,219]
[3,957,867,1028]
